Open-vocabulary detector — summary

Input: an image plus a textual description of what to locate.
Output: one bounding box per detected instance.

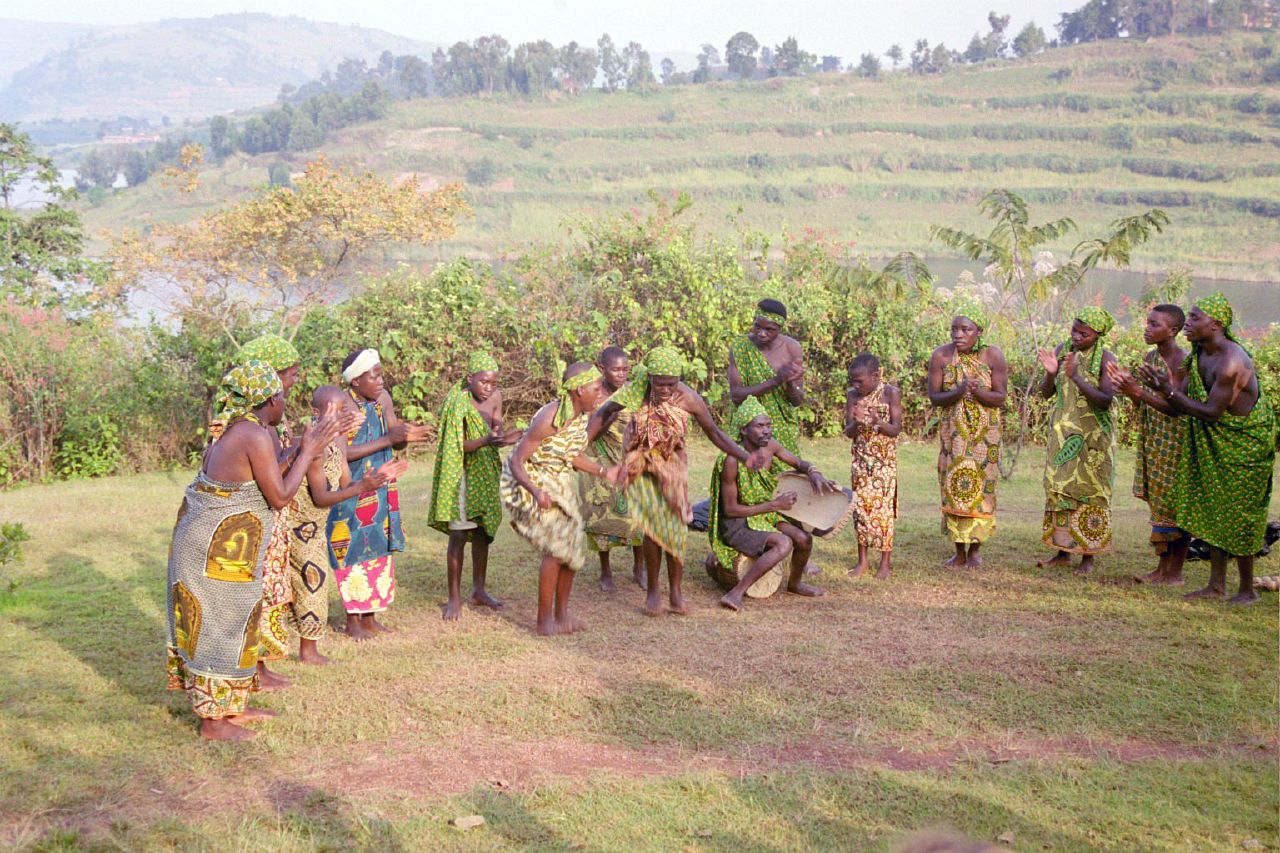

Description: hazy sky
[7,0,1077,61]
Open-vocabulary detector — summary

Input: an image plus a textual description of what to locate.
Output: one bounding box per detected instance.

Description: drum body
[706,553,783,598]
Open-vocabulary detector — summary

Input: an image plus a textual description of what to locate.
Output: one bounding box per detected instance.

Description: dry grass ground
[1,438,1276,851]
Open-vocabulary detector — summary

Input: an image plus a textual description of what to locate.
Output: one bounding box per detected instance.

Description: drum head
[775,471,856,538]
[732,553,783,598]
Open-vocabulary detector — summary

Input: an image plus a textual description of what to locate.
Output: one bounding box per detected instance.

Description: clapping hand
[360,458,408,491]
[1105,362,1140,399]
[491,428,523,447]
[777,361,804,384]
[1036,347,1059,375]
[1139,362,1174,397]
[301,403,343,455]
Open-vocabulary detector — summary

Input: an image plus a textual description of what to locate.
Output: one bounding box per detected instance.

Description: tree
[557,41,598,94]
[964,33,988,64]
[397,54,432,97]
[121,149,151,187]
[0,124,106,308]
[624,42,657,90]
[77,147,120,190]
[1057,0,1123,44]
[1012,21,1047,56]
[819,55,842,73]
[886,44,904,69]
[984,10,1012,57]
[725,31,760,79]
[693,43,719,83]
[856,53,882,78]
[930,189,1169,475]
[208,115,232,158]
[910,39,932,74]
[773,36,815,76]
[108,157,469,341]
[931,43,954,73]
[473,34,511,94]
[598,34,625,92]
[514,40,559,96]
[660,57,676,84]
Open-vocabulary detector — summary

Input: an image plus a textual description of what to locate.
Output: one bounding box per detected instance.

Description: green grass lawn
[1,438,1277,851]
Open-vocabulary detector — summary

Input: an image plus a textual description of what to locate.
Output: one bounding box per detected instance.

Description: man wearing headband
[1107,305,1190,585]
[166,361,341,741]
[1035,307,1118,574]
[728,298,806,456]
[1142,293,1276,605]
[588,346,771,617]
[707,395,837,612]
[927,298,1008,569]
[429,351,522,622]
[501,362,620,635]
[326,348,430,639]
[581,346,646,592]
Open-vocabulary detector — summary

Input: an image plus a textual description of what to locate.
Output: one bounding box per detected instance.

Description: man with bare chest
[728,299,806,455]
[1141,294,1276,605]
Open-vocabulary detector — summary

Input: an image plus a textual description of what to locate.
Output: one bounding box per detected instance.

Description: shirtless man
[728,299,806,456]
[1137,294,1276,605]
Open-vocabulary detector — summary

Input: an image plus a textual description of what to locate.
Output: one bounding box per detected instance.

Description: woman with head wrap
[587,346,773,616]
[1035,306,1118,574]
[728,299,806,455]
[705,395,837,611]
[926,298,1009,569]
[1141,292,1276,605]
[166,360,341,741]
[327,347,429,640]
[429,352,522,621]
[500,362,618,635]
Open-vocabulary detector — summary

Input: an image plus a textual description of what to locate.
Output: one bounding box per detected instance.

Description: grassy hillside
[0,13,436,123]
[85,31,1280,280]
[0,19,97,87]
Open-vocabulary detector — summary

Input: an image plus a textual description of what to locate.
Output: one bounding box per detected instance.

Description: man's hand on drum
[771,490,798,512]
[806,467,839,494]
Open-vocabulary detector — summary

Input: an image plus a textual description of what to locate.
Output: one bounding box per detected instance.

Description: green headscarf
[239,334,300,372]
[467,351,500,375]
[609,346,686,411]
[731,396,769,437]
[1069,306,1115,377]
[757,308,786,326]
[1194,292,1243,348]
[214,359,283,423]
[553,365,602,428]
[950,298,990,348]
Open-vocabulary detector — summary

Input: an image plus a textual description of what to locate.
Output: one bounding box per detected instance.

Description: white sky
[5,0,1078,61]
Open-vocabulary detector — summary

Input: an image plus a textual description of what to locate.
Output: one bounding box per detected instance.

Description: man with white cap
[326,348,432,639]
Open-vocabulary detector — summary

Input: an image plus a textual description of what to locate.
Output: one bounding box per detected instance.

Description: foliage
[109,157,468,343]
[0,124,108,310]
[0,522,28,566]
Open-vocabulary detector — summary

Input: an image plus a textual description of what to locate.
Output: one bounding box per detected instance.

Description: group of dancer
[164,293,1276,739]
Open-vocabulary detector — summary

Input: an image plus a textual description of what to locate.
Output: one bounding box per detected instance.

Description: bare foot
[942,555,965,569]
[1037,552,1071,569]
[535,617,557,636]
[442,599,463,621]
[719,592,743,611]
[1133,568,1163,584]
[229,706,279,724]
[1151,574,1185,586]
[642,593,664,617]
[1073,557,1095,575]
[964,554,983,569]
[256,667,291,692]
[1228,590,1259,606]
[343,620,375,641]
[1183,586,1225,600]
[787,582,825,597]
[848,561,869,578]
[599,573,617,593]
[803,561,822,576]
[874,566,891,581]
[366,615,394,633]
[470,590,504,610]
[667,598,690,616]
[633,564,648,590]
[200,718,257,741]
[297,640,328,666]
[554,616,588,634]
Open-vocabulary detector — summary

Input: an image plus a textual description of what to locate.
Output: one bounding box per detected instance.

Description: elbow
[729,390,747,406]
[266,496,290,511]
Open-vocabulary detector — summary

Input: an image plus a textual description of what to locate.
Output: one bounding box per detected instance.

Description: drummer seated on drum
[710,396,839,611]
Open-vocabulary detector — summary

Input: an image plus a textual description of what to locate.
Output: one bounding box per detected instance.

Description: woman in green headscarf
[926,298,1008,569]
[588,346,770,616]
[166,361,339,740]
[1035,306,1118,573]
[1143,292,1276,605]
[705,396,836,611]
[501,362,620,635]
[429,352,522,621]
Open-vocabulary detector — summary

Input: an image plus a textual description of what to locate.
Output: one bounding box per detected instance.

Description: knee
[791,529,813,551]
[767,534,793,555]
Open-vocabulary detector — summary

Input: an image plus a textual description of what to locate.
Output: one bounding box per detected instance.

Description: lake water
[925,258,1280,331]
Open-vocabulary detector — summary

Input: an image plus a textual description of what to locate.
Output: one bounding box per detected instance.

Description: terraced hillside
[86,31,1280,280]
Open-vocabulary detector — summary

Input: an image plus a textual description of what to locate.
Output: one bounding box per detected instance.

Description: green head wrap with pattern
[608,346,686,411]
[950,298,990,348]
[467,351,500,375]
[553,364,602,428]
[732,396,770,437]
[1068,306,1115,377]
[1195,292,1241,345]
[239,334,300,373]
[214,359,283,423]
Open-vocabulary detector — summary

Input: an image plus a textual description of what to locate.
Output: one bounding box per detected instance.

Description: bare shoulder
[980,345,1006,364]
[929,343,954,363]
[883,383,902,401]
[781,335,804,358]
[377,388,397,413]
[677,382,705,407]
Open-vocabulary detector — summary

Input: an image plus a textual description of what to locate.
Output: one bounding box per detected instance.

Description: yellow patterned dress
[623,400,691,559]
[937,351,1002,544]
[501,411,592,571]
[1042,347,1115,554]
[286,442,344,640]
[849,384,899,551]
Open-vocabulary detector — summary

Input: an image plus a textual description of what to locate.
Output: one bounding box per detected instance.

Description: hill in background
[0,13,437,123]
[0,18,98,87]
[84,31,1280,281]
